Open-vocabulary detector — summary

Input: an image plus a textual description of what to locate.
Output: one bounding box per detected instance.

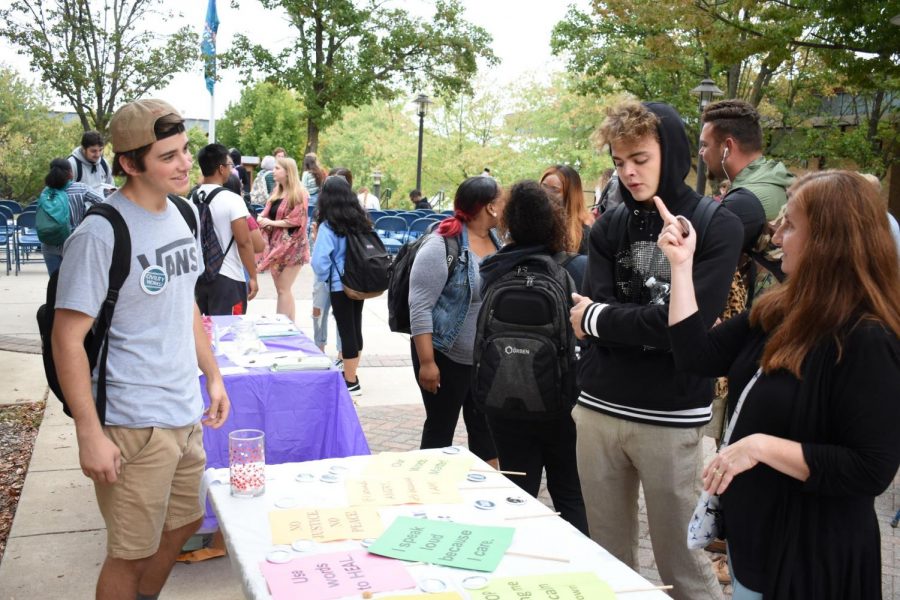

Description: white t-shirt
[358,192,380,211]
[195,183,250,282]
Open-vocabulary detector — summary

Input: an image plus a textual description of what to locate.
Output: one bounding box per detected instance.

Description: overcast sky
[3,0,588,120]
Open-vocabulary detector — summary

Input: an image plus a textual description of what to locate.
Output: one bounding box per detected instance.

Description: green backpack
[36,186,71,246]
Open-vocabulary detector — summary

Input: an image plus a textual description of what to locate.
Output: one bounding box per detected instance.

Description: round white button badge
[140,265,168,295]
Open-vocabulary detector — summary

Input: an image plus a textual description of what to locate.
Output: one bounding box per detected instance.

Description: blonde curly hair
[591,99,660,150]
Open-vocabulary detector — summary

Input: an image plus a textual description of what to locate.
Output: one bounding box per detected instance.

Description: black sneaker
[345,377,361,397]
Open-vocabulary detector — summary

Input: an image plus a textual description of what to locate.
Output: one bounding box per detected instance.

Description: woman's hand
[418,360,441,394]
[257,216,271,229]
[653,196,696,269]
[702,434,762,495]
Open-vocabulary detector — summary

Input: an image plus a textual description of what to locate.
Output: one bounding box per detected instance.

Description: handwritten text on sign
[367,516,514,572]
[475,572,615,600]
[346,476,461,506]
[259,549,415,600]
[365,451,473,482]
[268,506,383,544]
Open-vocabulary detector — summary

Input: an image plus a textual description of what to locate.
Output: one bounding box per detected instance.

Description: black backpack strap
[168,194,198,238]
[100,156,109,178]
[69,155,83,182]
[82,203,131,425]
[188,187,234,254]
[443,234,460,277]
[606,202,629,248]
[693,196,720,252]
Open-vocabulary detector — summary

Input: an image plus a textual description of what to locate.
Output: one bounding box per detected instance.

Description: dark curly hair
[701,99,762,153]
[500,180,568,254]
[316,175,371,236]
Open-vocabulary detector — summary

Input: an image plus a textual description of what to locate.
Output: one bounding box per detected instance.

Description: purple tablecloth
[199,316,370,529]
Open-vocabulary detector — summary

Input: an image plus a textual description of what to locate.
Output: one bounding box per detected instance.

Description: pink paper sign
[259,549,416,600]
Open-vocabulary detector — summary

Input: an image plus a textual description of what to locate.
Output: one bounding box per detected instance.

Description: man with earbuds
[699,100,793,297]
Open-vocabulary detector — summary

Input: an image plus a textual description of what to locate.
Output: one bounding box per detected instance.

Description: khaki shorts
[94,423,206,560]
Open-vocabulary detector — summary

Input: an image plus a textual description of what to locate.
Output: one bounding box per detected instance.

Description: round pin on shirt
[139,265,168,295]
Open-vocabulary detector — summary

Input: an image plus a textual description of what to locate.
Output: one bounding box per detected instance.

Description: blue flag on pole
[202,0,219,95]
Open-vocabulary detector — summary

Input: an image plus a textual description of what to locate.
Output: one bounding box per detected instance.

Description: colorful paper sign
[259,549,415,600]
[346,476,462,506]
[268,506,383,544]
[473,572,615,600]
[367,516,514,572]
[366,450,473,482]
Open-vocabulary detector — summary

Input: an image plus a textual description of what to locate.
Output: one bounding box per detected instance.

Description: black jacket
[577,102,743,427]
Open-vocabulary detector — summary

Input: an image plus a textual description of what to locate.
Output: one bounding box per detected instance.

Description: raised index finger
[652,196,677,224]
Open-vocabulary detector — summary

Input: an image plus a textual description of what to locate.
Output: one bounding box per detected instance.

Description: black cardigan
[669,311,900,599]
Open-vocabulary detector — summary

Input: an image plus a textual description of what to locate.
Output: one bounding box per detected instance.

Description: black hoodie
[577,102,742,427]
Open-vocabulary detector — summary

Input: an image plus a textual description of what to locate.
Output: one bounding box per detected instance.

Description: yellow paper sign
[345,476,462,506]
[366,451,473,482]
[268,506,384,544]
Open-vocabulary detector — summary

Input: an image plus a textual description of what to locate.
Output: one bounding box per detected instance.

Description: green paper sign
[367,516,514,572]
[474,572,615,600]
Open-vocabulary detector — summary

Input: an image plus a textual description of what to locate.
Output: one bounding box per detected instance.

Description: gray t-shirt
[56,191,204,428]
[409,233,484,365]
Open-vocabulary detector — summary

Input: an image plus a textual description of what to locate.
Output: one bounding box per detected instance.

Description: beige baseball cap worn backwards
[109,99,183,153]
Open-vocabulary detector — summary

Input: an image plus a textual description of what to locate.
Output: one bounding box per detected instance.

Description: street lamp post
[690,78,724,195]
[413,93,432,193]
[372,169,382,205]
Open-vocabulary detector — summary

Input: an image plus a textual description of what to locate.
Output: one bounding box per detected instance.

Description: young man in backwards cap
[52,99,229,599]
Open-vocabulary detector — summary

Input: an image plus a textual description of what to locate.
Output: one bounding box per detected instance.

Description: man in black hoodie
[569,100,741,599]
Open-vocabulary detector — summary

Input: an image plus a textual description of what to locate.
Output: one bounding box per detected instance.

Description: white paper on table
[227,349,308,368]
[270,355,333,371]
[255,322,301,338]
[218,366,250,376]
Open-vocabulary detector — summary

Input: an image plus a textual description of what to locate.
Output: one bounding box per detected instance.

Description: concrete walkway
[0,262,896,598]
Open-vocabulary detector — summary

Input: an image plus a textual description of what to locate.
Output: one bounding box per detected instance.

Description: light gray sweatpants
[573,405,722,600]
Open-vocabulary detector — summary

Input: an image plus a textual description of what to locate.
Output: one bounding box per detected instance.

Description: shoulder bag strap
[720,367,762,449]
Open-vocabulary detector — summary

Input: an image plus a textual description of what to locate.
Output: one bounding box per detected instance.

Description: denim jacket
[431,225,501,353]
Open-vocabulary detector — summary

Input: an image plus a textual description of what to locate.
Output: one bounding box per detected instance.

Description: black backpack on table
[472,252,578,420]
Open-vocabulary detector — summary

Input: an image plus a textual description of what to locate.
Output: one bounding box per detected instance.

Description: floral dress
[257,194,310,274]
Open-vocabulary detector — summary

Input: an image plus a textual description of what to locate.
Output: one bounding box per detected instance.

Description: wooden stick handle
[614,584,674,594]
[504,512,560,521]
[472,468,527,476]
[505,550,570,563]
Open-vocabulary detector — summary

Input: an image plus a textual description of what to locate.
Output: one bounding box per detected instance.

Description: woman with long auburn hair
[654,170,900,599]
[257,156,310,321]
[540,164,594,254]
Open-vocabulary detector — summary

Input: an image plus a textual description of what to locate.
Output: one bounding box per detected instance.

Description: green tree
[0,0,198,134]
[225,0,497,153]
[0,67,82,203]
[216,82,307,158]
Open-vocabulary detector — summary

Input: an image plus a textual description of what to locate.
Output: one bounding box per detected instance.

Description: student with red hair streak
[408,176,502,467]
[658,170,900,599]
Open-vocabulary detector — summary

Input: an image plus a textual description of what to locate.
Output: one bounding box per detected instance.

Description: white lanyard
[720,368,762,449]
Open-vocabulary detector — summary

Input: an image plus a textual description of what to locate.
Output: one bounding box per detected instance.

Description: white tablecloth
[208,449,669,599]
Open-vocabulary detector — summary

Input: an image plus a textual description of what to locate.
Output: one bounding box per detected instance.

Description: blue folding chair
[0,200,22,215]
[412,208,434,216]
[374,215,409,251]
[407,217,435,241]
[397,212,421,228]
[0,206,14,275]
[441,209,454,216]
[14,211,42,273]
[383,209,401,215]
[367,210,387,223]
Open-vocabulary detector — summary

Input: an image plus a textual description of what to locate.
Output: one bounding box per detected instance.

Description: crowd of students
[41,95,899,600]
